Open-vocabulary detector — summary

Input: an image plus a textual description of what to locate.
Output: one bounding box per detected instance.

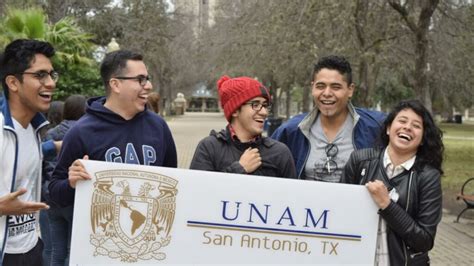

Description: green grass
[439,123,474,190]
[440,123,474,138]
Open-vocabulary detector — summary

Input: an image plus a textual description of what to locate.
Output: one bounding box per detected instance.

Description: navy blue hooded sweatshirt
[49,97,177,206]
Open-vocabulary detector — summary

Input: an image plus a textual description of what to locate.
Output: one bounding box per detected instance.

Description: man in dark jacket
[271,55,385,181]
[190,75,296,179]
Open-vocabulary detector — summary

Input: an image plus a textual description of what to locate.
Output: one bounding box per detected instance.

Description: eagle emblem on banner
[90,170,178,262]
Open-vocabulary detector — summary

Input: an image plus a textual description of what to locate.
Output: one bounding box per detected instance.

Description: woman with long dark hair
[342,99,443,265]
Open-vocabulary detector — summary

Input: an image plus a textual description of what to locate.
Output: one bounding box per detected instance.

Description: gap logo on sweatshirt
[105,143,156,165]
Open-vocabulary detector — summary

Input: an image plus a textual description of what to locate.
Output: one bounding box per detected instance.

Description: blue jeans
[47,205,73,266]
[39,210,52,266]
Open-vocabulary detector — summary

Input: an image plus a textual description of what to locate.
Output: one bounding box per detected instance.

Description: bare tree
[388,0,440,112]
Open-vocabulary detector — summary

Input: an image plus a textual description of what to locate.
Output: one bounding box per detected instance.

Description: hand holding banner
[70,160,378,265]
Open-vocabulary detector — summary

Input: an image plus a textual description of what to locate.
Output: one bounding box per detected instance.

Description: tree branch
[387,0,418,32]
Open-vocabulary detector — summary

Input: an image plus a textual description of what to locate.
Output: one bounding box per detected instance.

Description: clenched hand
[239,148,262,173]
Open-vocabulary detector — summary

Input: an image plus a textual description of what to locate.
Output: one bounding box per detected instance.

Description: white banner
[70,160,378,265]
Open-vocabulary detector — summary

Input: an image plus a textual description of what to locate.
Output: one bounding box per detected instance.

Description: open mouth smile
[39,91,53,101]
[397,132,413,141]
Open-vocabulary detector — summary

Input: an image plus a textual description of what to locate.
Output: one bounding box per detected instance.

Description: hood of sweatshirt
[86,96,147,124]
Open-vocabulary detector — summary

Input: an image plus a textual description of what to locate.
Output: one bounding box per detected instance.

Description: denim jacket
[271,103,385,178]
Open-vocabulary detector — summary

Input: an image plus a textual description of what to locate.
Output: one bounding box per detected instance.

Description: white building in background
[172,0,218,35]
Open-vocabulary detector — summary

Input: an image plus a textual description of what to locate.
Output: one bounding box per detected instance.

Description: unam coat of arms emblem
[90,170,178,262]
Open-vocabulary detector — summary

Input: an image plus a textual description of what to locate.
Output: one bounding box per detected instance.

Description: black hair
[380,99,444,174]
[47,101,64,128]
[100,50,143,96]
[312,55,352,85]
[0,39,55,99]
[63,94,86,120]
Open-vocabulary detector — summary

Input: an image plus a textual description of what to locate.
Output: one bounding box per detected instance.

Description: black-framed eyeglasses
[21,70,59,84]
[113,75,151,86]
[244,101,272,111]
[323,143,338,173]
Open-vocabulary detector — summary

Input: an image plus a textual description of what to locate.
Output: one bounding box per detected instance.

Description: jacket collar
[298,101,360,138]
[1,98,49,130]
[213,126,274,149]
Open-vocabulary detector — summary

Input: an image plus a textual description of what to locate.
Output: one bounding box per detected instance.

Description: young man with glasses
[0,39,56,265]
[190,75,296,179]
[49,50,177,209]
[271,56,385,182]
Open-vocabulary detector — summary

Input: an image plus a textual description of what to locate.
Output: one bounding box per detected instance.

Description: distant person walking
[147,91,160,114]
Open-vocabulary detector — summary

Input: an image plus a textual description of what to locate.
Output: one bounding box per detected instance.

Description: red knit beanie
[217,75,271,122]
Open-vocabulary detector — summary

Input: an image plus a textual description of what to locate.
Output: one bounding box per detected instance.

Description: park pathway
[167,112,474,265]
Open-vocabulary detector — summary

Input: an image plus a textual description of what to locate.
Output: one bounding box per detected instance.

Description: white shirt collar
[383,147,416,171]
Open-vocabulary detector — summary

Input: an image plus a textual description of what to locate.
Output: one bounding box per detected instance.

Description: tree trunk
[388,0,439,113]
[414,30,432,112]
[354,0,371,107]
[302,85,311,113]
[285,88,292,119]
[358,59,370,106]
[268,76,279,117]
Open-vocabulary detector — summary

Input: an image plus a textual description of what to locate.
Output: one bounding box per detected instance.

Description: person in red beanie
[189,76,296,178]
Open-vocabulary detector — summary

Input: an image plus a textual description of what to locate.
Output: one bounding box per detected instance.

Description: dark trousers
[3,238,43,266]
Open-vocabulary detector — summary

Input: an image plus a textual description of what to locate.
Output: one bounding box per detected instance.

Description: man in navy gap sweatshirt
[49,50,177,207]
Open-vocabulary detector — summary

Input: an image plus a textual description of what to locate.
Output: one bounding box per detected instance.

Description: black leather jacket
[342,148,442,266]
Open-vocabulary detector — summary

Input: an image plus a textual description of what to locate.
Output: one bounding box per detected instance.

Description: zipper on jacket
[1,127,19,260]
[402,171,414,266]
[297,111,314,179]
[299,140,310,179]
[410,251,423,258]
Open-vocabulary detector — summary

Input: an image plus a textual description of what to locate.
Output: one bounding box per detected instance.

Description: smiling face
[387,108,424,156]
[231,96,269,142]
[312,68,354,121]
[7,53,56,117]
[109,60,152,119]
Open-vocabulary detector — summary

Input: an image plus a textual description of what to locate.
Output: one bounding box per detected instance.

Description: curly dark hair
[312,55,352,85]
[0,39,55,99]
[380,99,444,174]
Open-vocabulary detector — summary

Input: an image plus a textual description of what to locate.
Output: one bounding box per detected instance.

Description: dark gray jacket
[342,148,442,266]
[190,127,297,179]
[42,120,77,204]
